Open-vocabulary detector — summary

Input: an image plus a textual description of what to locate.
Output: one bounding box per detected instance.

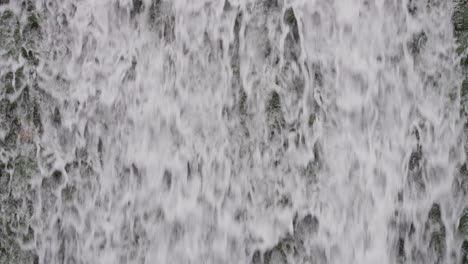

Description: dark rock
[397,237,405,262]
[41,172,63,190]
[293,214,319,243]
[407,0,417,15]
[52,107,61,126]
[162,169,172,190]
[251,250,262,264]
[284,7,299,41]
[409,145,422,171]
[223,0,232,11]
[131,0,143,17]
[408,31,427,57]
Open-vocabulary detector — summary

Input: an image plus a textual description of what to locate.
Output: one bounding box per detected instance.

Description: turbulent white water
[2,0,467,263]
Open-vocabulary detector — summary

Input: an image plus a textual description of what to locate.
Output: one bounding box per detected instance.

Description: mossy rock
[429,231,446,260]
[0,3,40,263]
[408,31,427,57]
[283,7,299,41]
[4,117,20,147]
[284,8,296,26]
[20,48,38,65]
[455,0,468,73]
[13,155,36,179]
[239,90,248,115]
[454,1,468,37]
[31,100,42,134]
[13,20,22,47]
[264,247,287,264]
[459,208,468,237]
[396,237,405,262]
[308,114,315,128]
[267,91,281,113]
[61,185,76,203]
[263,238,296,264]
[14,67,24,89]
[461,79,468,100]
[293,214,319,243]
[26,13,39,31]
[462,240,468,264]
[428,203,442,223]
[424,203,446,261]
[0,10,14,21]
[2,71,14,94]
[0,235,37,264]
[266,91,285,138]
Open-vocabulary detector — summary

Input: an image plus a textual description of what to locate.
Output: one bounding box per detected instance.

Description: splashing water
[1,0,467,263]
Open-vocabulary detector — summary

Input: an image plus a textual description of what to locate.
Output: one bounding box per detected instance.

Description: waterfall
[0,0,467,263]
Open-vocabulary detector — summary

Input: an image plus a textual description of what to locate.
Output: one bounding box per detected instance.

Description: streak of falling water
[12,0,466,263]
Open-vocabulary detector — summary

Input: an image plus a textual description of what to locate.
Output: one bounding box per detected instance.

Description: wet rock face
[0,2,45,262]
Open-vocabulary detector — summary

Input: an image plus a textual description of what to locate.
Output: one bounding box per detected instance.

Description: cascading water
[1,0,467,263]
